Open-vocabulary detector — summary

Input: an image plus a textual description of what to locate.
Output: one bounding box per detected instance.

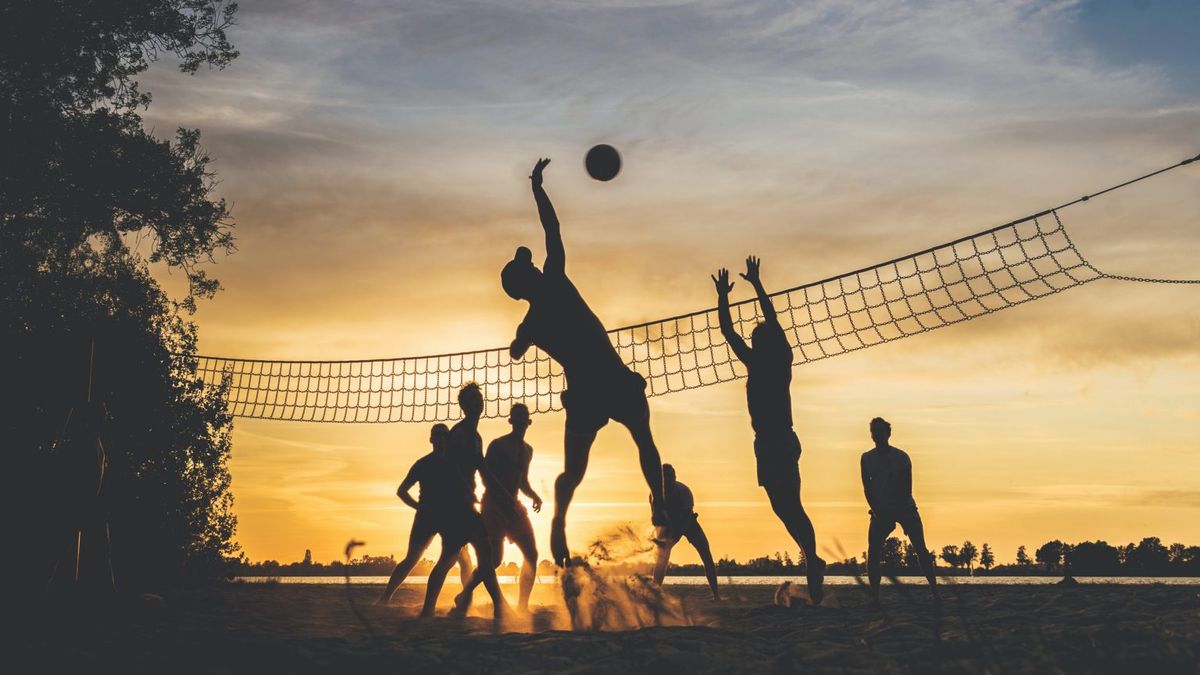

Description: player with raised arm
[501,158,669,567]
[712,256,827,604]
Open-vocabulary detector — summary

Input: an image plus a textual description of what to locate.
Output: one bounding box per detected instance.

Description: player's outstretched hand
[530,158,551,187]
[711,268,735,295]
[740,255,761,284]
[531,495,543,513]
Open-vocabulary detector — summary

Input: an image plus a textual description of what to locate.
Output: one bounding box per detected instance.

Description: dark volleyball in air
[585,144,621,181]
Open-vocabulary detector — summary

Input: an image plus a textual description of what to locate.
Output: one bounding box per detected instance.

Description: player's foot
[806,557,827,606]
[447,590,471,618]
[551,517,569,567]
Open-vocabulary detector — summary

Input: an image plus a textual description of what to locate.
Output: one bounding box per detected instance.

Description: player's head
[508,402,531,431]
[430,423,450,450]
[501,246,542,300]
[458,382,483,417]
[870,417,891,444]
[750,322,790,359]
[662,463,677,486]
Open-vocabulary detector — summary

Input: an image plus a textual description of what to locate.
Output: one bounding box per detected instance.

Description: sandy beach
[24,578,1200,674]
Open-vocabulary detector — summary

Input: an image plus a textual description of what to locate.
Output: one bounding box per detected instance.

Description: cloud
[123,0,1200,562]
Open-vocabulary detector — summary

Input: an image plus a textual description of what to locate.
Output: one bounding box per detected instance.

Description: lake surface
[234,575,1200,586]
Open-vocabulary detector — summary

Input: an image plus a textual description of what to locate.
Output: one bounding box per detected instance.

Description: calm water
[234,575,1200,586]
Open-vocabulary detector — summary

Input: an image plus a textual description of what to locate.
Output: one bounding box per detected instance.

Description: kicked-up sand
[22,578,1200,673]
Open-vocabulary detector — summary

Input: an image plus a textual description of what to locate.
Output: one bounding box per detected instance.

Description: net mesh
[191,211,1116,423]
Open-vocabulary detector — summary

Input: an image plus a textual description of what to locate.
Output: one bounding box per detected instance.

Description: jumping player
[379,423,474,604]
[650,464,719,600]
[420,384,510,619]
[861,417,938,604]
[501,158,668,567]
[712,256,827,604]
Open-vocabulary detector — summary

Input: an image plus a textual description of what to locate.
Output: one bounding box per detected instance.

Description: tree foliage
[979,543,995,570]
[2,0,240,594]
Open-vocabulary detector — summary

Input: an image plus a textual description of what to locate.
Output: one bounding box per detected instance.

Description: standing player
[861,417,938,604]
[649,464,719,600]
[453,402,543,613]
[379,423,474,605]
[712,256,827,604]
[419,384,510,619]
[501,158,668,567]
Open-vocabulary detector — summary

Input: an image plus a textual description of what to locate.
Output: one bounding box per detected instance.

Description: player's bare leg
[652,533,674,586]
[380,522,436,603]
[451,533,511,620]
[622,415,667,526]
[551,428,596,566]
[766,486,826,604]
[902,514,939,600]
[421,544,461,618]
[686,525,720,600]
[456,546,473,587]
[515,534,538,612]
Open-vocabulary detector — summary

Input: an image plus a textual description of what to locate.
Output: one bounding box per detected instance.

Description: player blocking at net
[712,256,827,604]
[501,158,670,567]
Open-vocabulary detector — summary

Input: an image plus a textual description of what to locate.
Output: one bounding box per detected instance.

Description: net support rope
[188,154,1199,423]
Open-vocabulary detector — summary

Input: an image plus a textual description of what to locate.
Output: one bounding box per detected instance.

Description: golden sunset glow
[139,1,1199,567]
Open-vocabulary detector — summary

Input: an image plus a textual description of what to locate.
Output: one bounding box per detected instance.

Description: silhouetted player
[650,464,719,600]
[420,384,510,619]
[502,157,668,567]
[379,423,473,605]
[861,417,937,603]
[454,402,543,613]
[712,256,827,604]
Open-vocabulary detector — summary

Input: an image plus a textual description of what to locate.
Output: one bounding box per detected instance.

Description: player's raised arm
[530,158,564,276]
[396,465,421,510]
[740,255,779,327]
[712,267,752,364]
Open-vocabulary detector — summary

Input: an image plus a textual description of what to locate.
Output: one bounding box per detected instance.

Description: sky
[140,0,1198,567]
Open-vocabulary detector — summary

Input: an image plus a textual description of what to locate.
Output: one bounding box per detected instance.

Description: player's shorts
[753,429,802,488]
[480,493,537,566]
[656,512,701,546]
[432,504,488,549]
[562,368,649,434]
[869,506,923,543]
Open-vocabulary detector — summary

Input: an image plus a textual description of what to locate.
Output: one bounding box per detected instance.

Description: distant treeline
[229,536,1200,578]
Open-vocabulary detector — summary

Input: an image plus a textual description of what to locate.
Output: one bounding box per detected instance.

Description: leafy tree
[979,543,995,571]
[1016,545,1032,566]
[1124,537,1171,575]
[1168,543,1186,564]
[940,545,961,569]
[901,542,920,569]
[1066,541,1120,575]
[3,0,240,596]
[880,537,905,571]
[960,540,978,572]
[1035,540,1067,573]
